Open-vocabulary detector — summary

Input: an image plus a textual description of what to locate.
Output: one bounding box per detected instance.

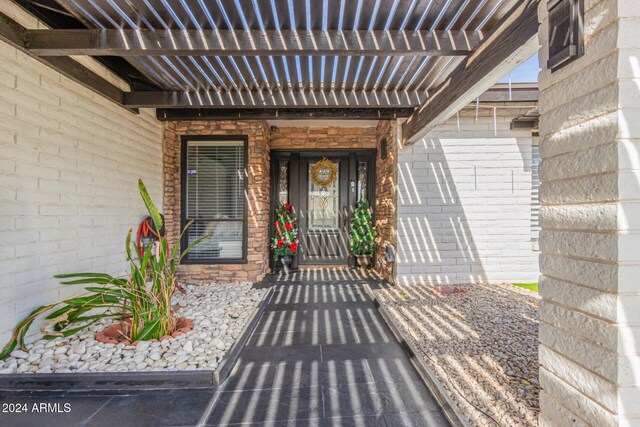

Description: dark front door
[270,149,376,268]
[299,155,350,265]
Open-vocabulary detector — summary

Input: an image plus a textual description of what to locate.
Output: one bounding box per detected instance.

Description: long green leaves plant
[0,179,208,359]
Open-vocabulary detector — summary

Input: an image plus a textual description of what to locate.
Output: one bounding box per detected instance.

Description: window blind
[183,140,245,261]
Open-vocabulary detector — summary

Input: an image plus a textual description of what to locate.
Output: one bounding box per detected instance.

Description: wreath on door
[310,157,338,188]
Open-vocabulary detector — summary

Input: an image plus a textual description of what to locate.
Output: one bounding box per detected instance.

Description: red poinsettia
[274,221,280,227]
[289,242,298,253]
[284,203,292,211]
[277,239,284,248]
[284,222,293,231]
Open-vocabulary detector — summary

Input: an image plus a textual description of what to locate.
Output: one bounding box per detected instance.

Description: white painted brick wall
[538,0,640,425]
[396,108,539,285]
[0,39,163,343]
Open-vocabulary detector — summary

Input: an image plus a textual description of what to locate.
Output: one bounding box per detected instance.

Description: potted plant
[271,202,299,274]
[349,200,377,269]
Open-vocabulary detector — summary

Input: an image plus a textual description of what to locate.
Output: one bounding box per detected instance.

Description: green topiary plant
[0,179,208,360]
[349,200,377,256]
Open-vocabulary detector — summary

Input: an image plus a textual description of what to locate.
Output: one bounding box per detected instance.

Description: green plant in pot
[349,200,377,269]
[0,179,208,359]
[271,202,299,274]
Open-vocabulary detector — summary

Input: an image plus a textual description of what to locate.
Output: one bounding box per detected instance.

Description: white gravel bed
[0,282,267,374]
[375,283,540,427]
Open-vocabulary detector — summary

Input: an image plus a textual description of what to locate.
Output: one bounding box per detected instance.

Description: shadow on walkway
[0,277,450,427]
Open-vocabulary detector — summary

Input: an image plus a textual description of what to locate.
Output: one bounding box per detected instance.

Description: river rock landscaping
[375,283,540,427]
[0,282,267,374]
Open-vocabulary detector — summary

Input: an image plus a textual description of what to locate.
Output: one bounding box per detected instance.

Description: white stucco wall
[0,37,164,343]
[396,107,540,285]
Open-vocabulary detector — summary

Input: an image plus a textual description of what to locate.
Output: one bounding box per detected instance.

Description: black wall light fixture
[547,0,585,72]
[380,138,388,160]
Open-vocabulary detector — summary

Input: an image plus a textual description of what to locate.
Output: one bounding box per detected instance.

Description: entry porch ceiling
[25,0,522,111]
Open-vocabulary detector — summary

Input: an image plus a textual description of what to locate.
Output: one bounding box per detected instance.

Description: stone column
[538,0,640,425]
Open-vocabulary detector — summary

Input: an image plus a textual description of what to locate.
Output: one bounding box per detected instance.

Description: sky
[499,54,540,83]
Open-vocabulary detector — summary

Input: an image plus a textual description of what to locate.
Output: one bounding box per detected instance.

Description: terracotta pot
[95,317,193,346]
[280,255,293,274]
[357,255,370,269]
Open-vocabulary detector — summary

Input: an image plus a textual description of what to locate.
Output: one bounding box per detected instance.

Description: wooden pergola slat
[124,90,429,108]
[402,0,541,143]
[155,108,415,121]
[25,29,482,57]
[3,0,537,116]
[0,12,129,111]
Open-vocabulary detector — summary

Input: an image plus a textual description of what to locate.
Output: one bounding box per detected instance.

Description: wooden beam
[0,11,129,111]
[25,29,482,56]
[156,108,414,121]
[402,0,541,144]
[124,90,428,109]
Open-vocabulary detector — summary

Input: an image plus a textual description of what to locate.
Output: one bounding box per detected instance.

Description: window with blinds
[181,138,246,262]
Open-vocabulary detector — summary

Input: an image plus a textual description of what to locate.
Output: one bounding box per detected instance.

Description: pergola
[0,0,539,141]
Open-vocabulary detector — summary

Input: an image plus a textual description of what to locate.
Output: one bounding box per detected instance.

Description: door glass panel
[278,160,288,203]
[357,160,368,201]
[308,161,339,229]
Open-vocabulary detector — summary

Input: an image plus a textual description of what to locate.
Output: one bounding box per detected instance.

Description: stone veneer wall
[270,126,377,150]
[375,121,398,282]
[163,120,271,283]
[163,122,397,280]
[537,0,640,425]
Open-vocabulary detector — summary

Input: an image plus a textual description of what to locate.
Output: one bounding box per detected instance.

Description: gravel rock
[73,343,86,355]
[136,341,150,353]
[212,338,226,350]
[1,282,267,374]
[376,283,540,427]
[27,353,41,363]
[11,350,28,359]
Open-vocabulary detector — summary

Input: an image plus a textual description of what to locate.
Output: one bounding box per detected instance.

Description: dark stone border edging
[363,283,472,427]
[0,287,274,392]
[212,286,273,386]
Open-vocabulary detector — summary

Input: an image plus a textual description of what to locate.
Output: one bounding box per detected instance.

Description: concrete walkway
[205,279,450,426]
[0,277,450,426]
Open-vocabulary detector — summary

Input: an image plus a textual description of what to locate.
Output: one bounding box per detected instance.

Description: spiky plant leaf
[138,179,163,232]
[0,304,59,359]
[179,234,211,262]
[1,179,207,360]
[133,318,161,341]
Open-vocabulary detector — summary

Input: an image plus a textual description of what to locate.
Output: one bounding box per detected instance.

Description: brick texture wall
[270,126,377,150]
[375,121,397,281]
[397,106,539,284]
[163,120,271,283]
[538,0,640,425]
[0,38,163,343]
